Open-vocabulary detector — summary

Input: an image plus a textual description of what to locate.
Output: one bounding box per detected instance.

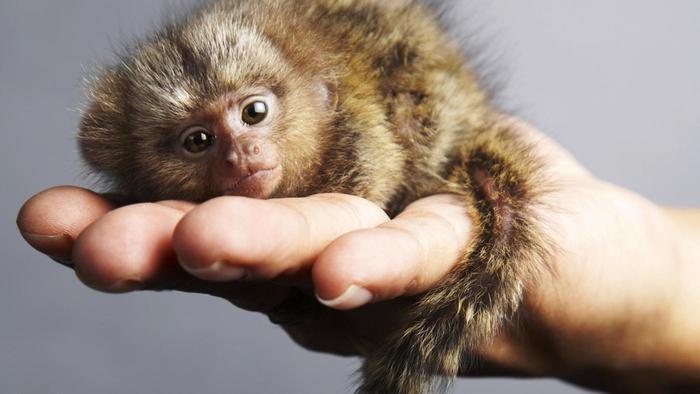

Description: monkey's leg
[358,122,552,394]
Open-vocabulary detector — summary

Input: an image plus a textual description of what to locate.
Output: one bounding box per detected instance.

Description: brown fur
[78,1,551,392]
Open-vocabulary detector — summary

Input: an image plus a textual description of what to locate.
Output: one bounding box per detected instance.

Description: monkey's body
[79,1,549,392]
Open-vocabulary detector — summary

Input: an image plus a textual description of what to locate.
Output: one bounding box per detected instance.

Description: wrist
[559,206,700,393]
[601,208,700,393]
[657,209,700,381]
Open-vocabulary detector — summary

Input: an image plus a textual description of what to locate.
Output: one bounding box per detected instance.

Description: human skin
[16,120,700,394]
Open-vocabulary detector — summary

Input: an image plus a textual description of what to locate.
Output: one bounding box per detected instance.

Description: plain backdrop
[1,1,698,393]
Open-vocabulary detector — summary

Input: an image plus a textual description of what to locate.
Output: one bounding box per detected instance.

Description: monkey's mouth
[221,165,282,199]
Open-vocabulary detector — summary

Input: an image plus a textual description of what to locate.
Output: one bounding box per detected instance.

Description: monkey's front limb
[359,122,552,394]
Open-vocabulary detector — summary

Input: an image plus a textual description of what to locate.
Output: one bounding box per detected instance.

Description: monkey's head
[78,10,340,202]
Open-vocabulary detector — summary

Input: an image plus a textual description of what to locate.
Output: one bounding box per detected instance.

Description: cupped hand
[16,188,473,357]
[16,120,700,393]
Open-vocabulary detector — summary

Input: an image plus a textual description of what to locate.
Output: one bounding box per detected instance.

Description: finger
[173,193,390,282]
[16,186,115,263]
[68,197,299,311]
[18,190,292,309]
[313,194,473,310]
[72,202,196,293]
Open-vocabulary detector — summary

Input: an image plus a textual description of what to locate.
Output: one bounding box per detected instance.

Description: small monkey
[78,0,550,393]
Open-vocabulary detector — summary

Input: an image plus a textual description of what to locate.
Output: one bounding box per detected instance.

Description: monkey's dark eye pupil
[184,130,214,154]
[242,101,268,125]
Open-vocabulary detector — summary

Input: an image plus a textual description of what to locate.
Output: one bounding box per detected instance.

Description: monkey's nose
[244,141,262,156]
[224,140,263,165]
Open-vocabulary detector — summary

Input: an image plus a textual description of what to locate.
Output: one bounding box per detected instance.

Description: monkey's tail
[358,122,552,394]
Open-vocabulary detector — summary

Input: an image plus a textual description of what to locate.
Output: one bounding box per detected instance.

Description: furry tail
[358,122,551,393]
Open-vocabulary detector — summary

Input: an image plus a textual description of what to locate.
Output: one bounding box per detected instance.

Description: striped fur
[78,1,551,392]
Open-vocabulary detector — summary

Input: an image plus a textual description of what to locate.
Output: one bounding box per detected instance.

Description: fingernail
[20,232,73,260]
[182,260,247,282]
[316,285,373,310]
[107,279,143,293]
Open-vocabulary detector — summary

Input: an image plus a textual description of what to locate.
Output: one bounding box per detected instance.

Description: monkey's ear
[78,68,130,175]
[315,76,338,111]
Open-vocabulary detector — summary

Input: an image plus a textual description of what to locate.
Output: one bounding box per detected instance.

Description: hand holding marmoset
[17,121,700,394]
[15,0,700,391]
[74,2,554,390]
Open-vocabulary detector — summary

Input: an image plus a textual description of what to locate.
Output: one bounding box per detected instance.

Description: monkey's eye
[181,127,215,156]
[241,101,268,125]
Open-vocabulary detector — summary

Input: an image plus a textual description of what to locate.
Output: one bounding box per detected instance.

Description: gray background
[1,1,698,393]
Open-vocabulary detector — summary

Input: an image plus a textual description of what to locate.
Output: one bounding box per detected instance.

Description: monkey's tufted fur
[78,1,552,392]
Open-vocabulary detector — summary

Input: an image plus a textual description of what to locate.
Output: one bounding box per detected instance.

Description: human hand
[15,188,474,358]
[16,120,700,393]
